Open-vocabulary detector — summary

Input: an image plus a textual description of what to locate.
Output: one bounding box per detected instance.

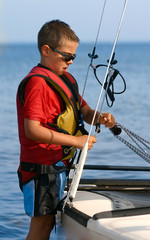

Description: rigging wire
[81,0,128,109]
[80,0,107,105]
[88,0,128,137]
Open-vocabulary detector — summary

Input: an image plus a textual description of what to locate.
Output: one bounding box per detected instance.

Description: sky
[0,0,150,44]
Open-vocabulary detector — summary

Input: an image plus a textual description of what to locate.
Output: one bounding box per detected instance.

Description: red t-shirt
[17,65,87,184]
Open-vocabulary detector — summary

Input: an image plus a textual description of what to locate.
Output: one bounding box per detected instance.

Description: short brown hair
[38,20,80,53]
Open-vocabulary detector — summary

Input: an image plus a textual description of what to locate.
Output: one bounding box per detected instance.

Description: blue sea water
[0,42,150,239]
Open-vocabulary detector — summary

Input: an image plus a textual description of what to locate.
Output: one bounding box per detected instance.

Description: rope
[93,64,126,107]
[110,123,150,164]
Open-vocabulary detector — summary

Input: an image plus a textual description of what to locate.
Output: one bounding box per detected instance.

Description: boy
[16,20,115,240]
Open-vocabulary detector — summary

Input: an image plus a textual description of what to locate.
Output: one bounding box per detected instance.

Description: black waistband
[21,162,68,174]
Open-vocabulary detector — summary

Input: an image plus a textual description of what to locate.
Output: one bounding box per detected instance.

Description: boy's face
[41,40,78,75]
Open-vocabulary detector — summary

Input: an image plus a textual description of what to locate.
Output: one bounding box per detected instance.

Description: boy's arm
[81,104,115,128]
[24,118,96,150]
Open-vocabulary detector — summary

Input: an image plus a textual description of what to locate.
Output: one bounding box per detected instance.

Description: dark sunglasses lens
[63,54,76,62]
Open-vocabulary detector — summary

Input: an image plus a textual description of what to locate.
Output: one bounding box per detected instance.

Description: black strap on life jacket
[61,74,80,104]
[61,73,82,123]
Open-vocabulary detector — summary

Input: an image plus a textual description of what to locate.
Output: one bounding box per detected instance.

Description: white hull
[62,189,150,240]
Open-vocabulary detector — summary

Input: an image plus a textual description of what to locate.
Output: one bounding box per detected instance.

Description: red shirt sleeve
[79,95,87,108]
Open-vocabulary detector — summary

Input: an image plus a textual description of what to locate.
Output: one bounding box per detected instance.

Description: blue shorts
[22,161,67,217]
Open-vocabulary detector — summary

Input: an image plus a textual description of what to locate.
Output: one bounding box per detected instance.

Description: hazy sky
[0,0,150,43]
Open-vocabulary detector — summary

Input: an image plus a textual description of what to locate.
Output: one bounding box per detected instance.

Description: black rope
[92,53,126,107]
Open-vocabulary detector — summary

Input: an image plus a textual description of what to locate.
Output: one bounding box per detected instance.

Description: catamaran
[61,0,150,239]
[62,164,150,240]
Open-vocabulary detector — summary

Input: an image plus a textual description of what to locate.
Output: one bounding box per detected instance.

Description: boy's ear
[41,45,49,56]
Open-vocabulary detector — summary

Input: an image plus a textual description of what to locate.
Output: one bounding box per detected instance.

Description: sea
[0,42,150,239]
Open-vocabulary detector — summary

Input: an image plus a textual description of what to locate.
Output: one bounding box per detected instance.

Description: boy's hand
[76,135,97,150]
[100,113,116,128]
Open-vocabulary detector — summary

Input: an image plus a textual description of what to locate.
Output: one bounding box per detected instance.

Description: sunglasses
[49,45,76,62]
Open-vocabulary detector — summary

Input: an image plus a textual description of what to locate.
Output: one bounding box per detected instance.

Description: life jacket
[18,66,87,164]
